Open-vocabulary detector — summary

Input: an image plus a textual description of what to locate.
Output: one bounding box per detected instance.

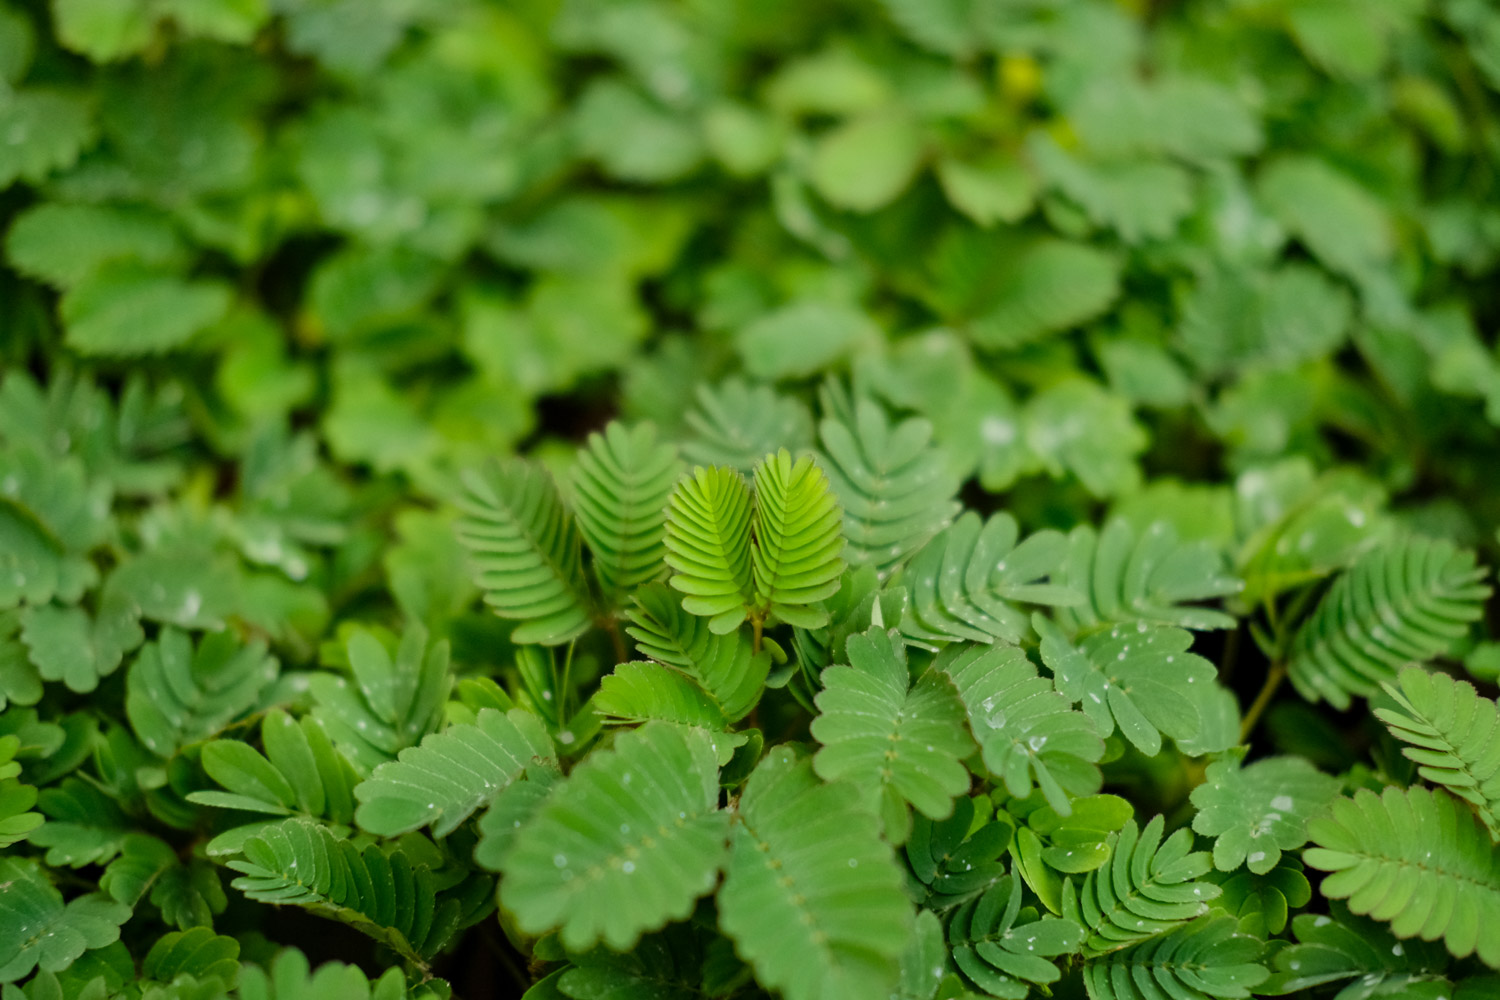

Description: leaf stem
[604,617,627,665]
[1240,660,1285,743]
[751,616,763,655]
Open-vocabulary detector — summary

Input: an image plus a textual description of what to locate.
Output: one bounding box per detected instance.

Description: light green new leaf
[1080,916,1268,1000]
[1305,785,1500,967]
[752,449,845,628]
[1061,815,1221,957]
[125,628,278,757]
[718,747,913,1000]
[0,858,131,983]
[811,628,974,842]
[1038,616,1214,756]
[948,876,1084,998]
[501,723,727,951]
[817,398,960,579]
[936,155,1036,227]
[570,421,682,603]
[4,202,186,290]
[456,460,594,646]
[624,584,769,723]
[939,642,1103,815]
[1376,666,1500,839]
[1190,754,1340,874]
[736,300,879,380]
[354,708,554,838]
[664,465,755,633]
[903,512,1076,646]
[1288,535,1490,708]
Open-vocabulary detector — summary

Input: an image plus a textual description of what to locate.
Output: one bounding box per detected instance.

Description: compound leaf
[718,747,913,1000]
[570,421,682,604]
[456,460,593,646]
[664,466,755,634]
[1190,754,1340,874]
[354,708,555,838]
[624,584,769,724]
[125,628,278,758]
[1304,785,1500,967]
[1079,916,1268,1000]
[811,627,974,843]
[500,722,727,951]
[948,875,1084,998]
[1288,536,1490,709]
[0,858,131,983]
[751,449,845,628]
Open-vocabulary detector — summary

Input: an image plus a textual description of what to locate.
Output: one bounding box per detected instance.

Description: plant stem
[604,617,627,665]
[1240,660,1285,743]
[751,616,763,654]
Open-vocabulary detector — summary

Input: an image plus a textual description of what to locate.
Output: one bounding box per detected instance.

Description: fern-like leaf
[1376,666,1500,840]
[905,797,1012,911]
[0,734,42,848]
[1303,785,1500,967]
[682,378,814,473]
[811,627,975,843]
[570,421,682,603]
[947,875,1084,998]
[456,459,593,645]
[500,722,728,951]
[227,818,489,963]
[594,661,731,729]
[1054,519,1241,636]
[623,583,769,723]
[903,512,1077,646]
[125,628,278,758]
[1288,536,1490,709]
[0,857,131,983]
[353,708,555,838]
[1061,815,1221,956]
[751,449,845,628]
[1258,906,1451,996]
[664,466,755,634]
[1080,916,1268,1000]
[817,399,959,579]
[1037,616,1215,756]
[938,642,1103,815]
[718,747,914,1000]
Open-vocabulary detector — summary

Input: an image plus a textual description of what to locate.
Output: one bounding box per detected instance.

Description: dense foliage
[5,0,1500,997]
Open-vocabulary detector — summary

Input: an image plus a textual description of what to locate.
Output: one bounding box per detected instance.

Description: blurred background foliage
[6,0,1500,989]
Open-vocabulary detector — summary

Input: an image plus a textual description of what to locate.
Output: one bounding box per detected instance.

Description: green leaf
[811,628,975,842]
[354,708,554,838]
[456,459,594,646]
[1053,518,1242,635]
[1024,379,1147,498]
[817,398,959,579]
[308,626,451,773]
[751,449,846,628]
[948,875,1084,998]
[1305,786,1500,967]
[126,629,278,757]
[1257,155,1393,277]
[1070,75,1262,162]
[158,0,269,44]
[570,421,682,604]
[664,465,755,634]
[939,642,1103,815]
[0,858,131,983]
[20,594,142,695]
[1061,814,1221,957]
[500,722,728,951]
[594,661,729,730]
[0,448,110,610]
[1037,616,1215,756]
[28,778,130,867]
[718,747,913,1000]
[0,735,42,848]
[947,235,1121,351]
[573,78,703,183]
[1260,907,1450,996]
[1288,535,1490,709]
[60,266,234,356]
[1080,916,1268,1000]
[1190,754,1340,874]
[4,202,186,290]
[681,379,815,474]
[1376,666,1500,839]
[1031,135,1194,243]
[624,583,770,724]
[906,796,1012,910]
[49,0,152,61]
[903,512,1076,647]
[736,300,880,381]
[1177,264,1352,377]
[235,949,419,1000]
[936,155,1036,227]
[141,928,240,989]
[809,112,926,212]
[0,88,96,187]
